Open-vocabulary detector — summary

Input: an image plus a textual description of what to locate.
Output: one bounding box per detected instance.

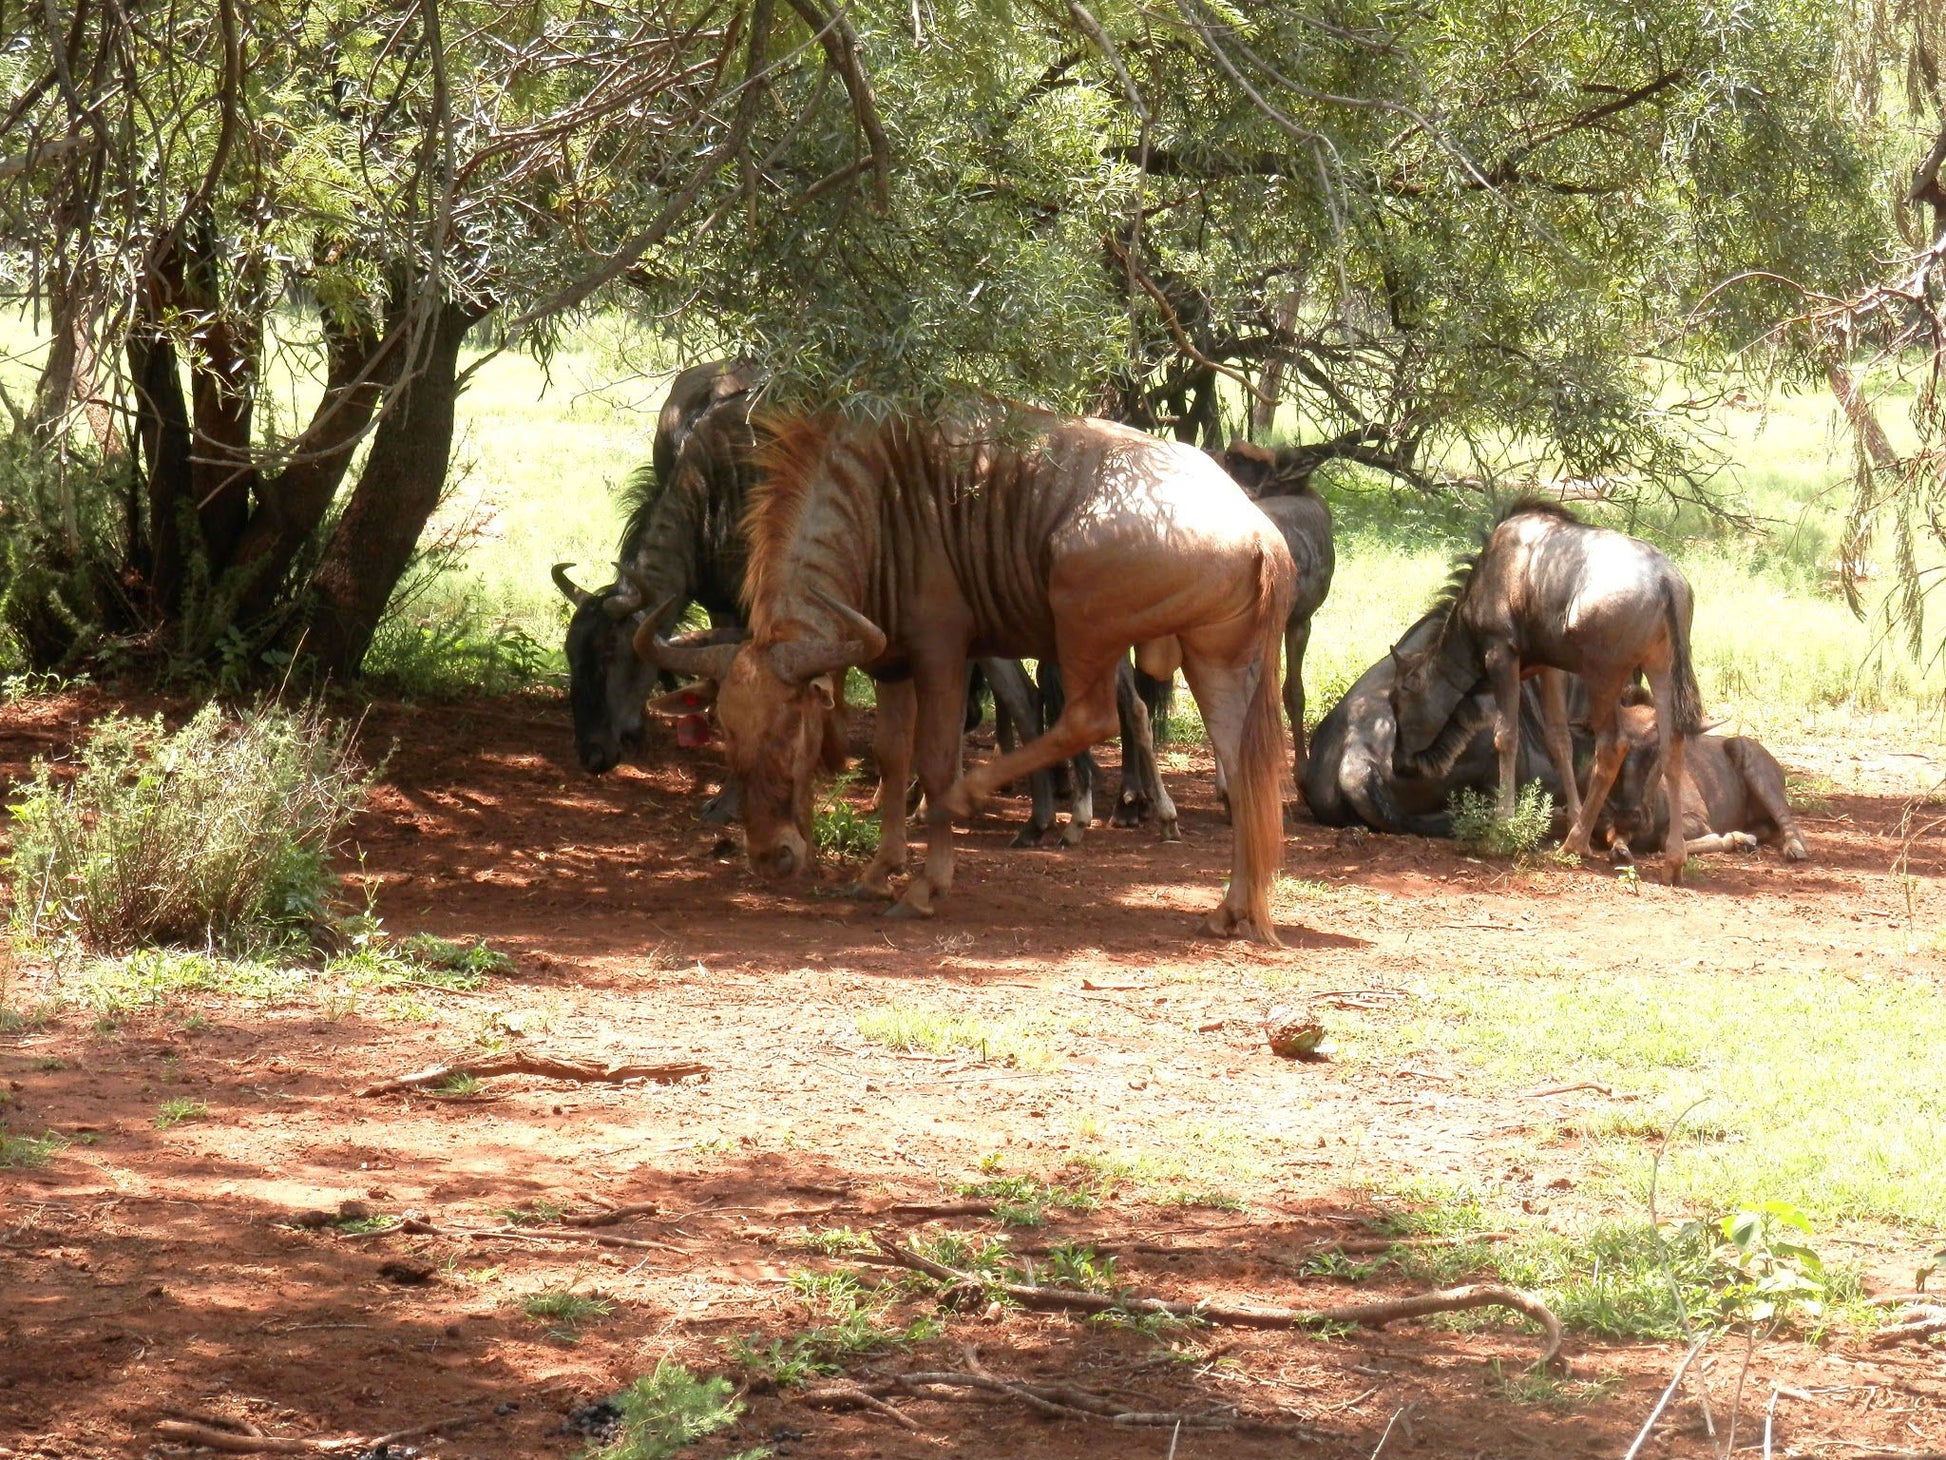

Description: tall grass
[6,703,370,953]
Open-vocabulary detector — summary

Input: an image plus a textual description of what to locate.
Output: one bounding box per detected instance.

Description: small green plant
[727,1270,940,1385]
[501,1198,568,1226]
[1694,1201,1827,1330]
[0,1128,65,1167]
[7,703,369,954]
[811,771,878,860]
[954,1174,1099,1228]
[1447,782,1556,858]
[433,1073,484,1098]
[1486,1358,1623,1407]
[585,1361,752,1460]
[1041,1242,1117,1292]
[335,1212,396,1235]
[154,1097,209,1127]
[790,1226,875,1256]
[520,1285,615,1340]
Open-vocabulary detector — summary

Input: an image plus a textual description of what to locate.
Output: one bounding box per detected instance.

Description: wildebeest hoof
[1158,818,1181,843]
[1609,843,1636,867]
[1009,824,1051,849]
[845,879,890,900]
[1059,820,1086,848]
[697,791,737,826]
[1112,793,1152,828]
[884,899,932,921]
[1727,831,1759,853]
[1665,859,1686,886]
[1783,836,1808,862]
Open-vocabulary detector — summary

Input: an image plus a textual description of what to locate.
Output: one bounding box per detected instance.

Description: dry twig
[1623,1336,1710,1460]
[152,1409,479,1454]
[860,1231,1565,1370]
[356,1052,708,1096]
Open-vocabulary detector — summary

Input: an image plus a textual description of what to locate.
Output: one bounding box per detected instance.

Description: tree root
[356,1052,708,1096]
[154,1409,479,1454]
[860,1230,1565,1372]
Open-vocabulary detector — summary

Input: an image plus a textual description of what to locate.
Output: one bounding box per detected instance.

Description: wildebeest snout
[751,829,808,879]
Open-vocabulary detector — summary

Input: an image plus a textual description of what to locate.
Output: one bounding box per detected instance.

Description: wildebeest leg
[1484,643,1523,819]
[1537,668,1582,828]
[889,660,970,919]
[1113,660,1179,838]
[1730,738,1809,861]
[699,778,742,826]
[852,677,915,898]
[1063,749,1096,846]
[1284,616,1311,784]
[1177,634,1284,945]
[981,659,1056,847]
[939,655,1122,819]
[1684,831,1759,855]
[1561,685,1627,858]
[1645,664,1689,884]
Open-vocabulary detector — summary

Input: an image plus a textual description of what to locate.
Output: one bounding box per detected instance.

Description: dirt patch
[2,686,1943,1458]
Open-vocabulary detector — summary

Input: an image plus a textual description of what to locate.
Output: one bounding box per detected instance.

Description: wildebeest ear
[1221,438,1274,494]
[806,674,837,711]
[647,682,718,717]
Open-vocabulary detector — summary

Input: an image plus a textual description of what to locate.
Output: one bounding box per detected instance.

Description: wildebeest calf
[1602,704,1809,863]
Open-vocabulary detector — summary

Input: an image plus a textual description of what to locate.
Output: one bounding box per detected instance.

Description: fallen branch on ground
[1872,1302,1946,1345]
[859,1231,1564,1370]
[1622,1335,1709,1460]
[562,1200,662,1227]
[153,1410,479,1454]
[1523,1082,1614,1098]
[356,1053,709,1096]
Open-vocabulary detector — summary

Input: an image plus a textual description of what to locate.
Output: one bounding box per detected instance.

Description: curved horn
[633,599,745,679]
[767,593,888,684]
[551,562,595,609]
[605,564,649,619]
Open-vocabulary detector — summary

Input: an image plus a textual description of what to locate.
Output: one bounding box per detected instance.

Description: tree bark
[182,213,260,574]
[128,246,193,606]
[230,305,392,621]
[302,298,485,677]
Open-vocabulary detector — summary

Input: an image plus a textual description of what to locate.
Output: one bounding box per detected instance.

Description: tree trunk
[127,248,193,607]
[303,298,485,678]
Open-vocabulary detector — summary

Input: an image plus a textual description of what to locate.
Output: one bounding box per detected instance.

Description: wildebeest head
[1385,642,1471,778]
[1220,439,1315,498]
[554,562,660,775]
[1604,701,1666,847]
[636,594,874,877]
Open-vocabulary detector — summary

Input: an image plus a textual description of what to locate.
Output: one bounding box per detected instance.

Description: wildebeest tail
[1662,581,1702,737]
[1232,545,1295,945]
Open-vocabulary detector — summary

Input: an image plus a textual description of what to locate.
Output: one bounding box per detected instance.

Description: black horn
[551,562,595,608]
[767,592,887,683]
[604,565,653,619]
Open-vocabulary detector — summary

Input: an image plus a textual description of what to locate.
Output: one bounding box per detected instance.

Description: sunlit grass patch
[519,1285,615,1341]
[1353,967,1946,1228]
[954,1173,1100,1227]
[154,1097,209,1128]
[854,1001,1070,1068]
[725,1269,941,1386]
[0,1127,65,1167]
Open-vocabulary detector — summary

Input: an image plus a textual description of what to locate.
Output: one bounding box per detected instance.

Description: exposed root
[356,1052,709,1096]
[562,1201,662,1228]
[153,1409,480,1454]
[1872,1302,1946,1345]
[795,1382,926,1430]
[860,1230,1565,1371]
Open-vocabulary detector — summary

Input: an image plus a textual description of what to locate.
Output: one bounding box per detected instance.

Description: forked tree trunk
[303,298,486,678]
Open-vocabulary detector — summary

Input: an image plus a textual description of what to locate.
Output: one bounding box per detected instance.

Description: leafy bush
[363,590,555,699]
[7,703,370,953]
[1447,782,1556,857]
[812,771,878,860]
[586,1362,749,1460]
[0,437,125,675]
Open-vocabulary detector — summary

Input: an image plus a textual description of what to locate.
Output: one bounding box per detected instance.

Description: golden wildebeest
[636,404,1296,943]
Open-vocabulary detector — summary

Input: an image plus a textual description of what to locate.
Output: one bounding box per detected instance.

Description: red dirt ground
[3,686,1944,1460]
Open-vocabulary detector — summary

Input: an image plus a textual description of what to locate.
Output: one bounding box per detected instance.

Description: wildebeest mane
[741,414,840,620]
[615,460,666,560]
[1425,495,1585,628]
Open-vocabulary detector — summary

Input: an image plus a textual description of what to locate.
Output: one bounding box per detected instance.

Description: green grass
[586,1361,754,1460]
[154,1098,209,1127]
[1351,966,1946,1229]
[519,1285,615,1339]
[725,1269,942,1385]
[953,1173,1101,1227]
[1448,783,1558,858]
[0,1128,65,1167]
[854,1002,1070,1069]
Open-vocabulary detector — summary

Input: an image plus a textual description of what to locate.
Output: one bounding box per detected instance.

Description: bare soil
[3,687,1945,1460]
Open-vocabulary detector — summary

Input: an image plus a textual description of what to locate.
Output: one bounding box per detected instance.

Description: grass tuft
[154,1097,209,1128]
[520,1285,614,1340]
[1447,782,1557,858]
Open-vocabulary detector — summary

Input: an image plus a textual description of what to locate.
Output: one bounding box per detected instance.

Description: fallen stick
[562,1201,662,1227]
[1523,1082,1614,1098]
[1622,1335,1709,1460]
[795,1382,926,1430]
[357,1053,708,1097]
[859,1231,1564,1371]
[152,1411,480,1455]
[1871,1303,1946,1345]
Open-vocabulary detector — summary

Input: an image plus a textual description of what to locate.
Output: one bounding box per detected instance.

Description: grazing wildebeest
[1389,500,1702,881]
[552,361,760,781]
[1603,703,1808,863]
[1305,610,1567,834]
[1220,440,1336,781]
[636,405,1296,942]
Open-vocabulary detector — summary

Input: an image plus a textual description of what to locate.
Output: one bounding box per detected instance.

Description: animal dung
[1263,1006,1327,1060]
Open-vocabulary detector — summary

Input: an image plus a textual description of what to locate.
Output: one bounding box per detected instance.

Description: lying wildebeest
[1389,500,1701,881]
[1305,609,1567,834]
[553,360,760,778]
[1603,703,1808,863]
[636,404,1296,942]
[1220,440,1335,781]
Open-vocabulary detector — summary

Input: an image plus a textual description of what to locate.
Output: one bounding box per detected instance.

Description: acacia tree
[0,0,889,676]
[647,0,1890,504]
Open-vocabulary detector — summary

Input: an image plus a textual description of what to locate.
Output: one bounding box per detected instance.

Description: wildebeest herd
[553,366,1806,946]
